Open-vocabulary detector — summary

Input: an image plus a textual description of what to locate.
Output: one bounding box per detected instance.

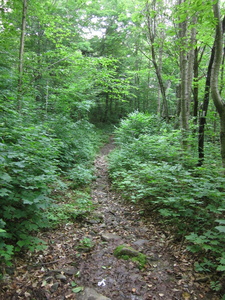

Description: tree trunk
[17,0,28,112]
[178,1,196,149]
[179,12,189,148]
[197,45,215,166]
[104,92,109,122]
[193,48,199,127]
[211,1,225,168]
[145,0,169,121]
[151,44,169,120]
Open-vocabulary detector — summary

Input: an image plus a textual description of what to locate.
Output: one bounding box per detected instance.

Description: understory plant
[108,111,225,278]
[0,109,103,267]
[0,120,60,264]
[46,190,94,227]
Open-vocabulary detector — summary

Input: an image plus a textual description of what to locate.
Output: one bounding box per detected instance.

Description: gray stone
[55,274,67,282]
[50,282,59,293]
[88,219,101,224]
[61,267,77,276]
[87,212,104,224]
[114,245,140,258]
[77,287,111,300]
[133,239,149,247]
[101,232,121,242]
[44,276,54,283]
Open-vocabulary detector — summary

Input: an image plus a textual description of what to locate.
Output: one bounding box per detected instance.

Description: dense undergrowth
[0,108,106,270]
[108,112,225,291]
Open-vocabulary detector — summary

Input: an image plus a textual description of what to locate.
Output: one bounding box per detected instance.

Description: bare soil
[0,139,221,300]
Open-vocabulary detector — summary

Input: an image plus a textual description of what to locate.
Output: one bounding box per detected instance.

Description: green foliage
[49,118,100,172]
[114,111,172,145]
[0,116,60,265]
[66,164,95,187]
[113,244,147,269]
[0,0,224,290]
[46,191,94,227]
[0,108,102,266]
[109,112,225,275]
[76,237,94,251]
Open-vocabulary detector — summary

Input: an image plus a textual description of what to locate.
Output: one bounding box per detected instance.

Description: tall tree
[144,0,169,120]
[17,0,28,112]
[211,0,225,168]
[198,45,215,166]
[176,0,196,147]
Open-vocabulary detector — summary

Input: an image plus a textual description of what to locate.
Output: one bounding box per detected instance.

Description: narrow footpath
[0,140,220,300]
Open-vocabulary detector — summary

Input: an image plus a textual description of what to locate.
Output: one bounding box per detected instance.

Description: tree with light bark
[211,0,225,168]
[17,0,27,112]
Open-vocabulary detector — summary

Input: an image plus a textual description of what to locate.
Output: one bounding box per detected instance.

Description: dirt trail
[0,140,220,300]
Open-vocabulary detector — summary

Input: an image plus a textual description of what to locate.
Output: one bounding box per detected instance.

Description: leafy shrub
[0,110,103,267]
[66,164,95,187]
[109,112,225,276]
[114,111,172,145]
[49,117,100,171]
[0,123,60,264]
[46,191,94,227]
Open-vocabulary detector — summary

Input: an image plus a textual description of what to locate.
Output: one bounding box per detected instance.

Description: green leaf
[217,265,225,271]
[215,226,225,233]
[1,173,12,182]
[13,162,25,168]
[71,281,77,287]
[216,219,225,225]
[72,287,84,293]
[0,188,11,196]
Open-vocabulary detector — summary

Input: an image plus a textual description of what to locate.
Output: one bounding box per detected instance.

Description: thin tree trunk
[178,1,196,149]
[211,1,225,168]
[179,15,189,139]
[197,45,215,166]
[145,0,169,121]
[186,24,196,115]
[17,0,28,112]
[151,44,169,120]
[193,47,199,128]
[104,92,109,122]
[193,45,206,129]
[45,81,49,119]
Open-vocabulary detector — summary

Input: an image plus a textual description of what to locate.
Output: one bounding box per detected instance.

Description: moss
[113,245,147,269]
[131,253,147,269]
[114,244,129,257]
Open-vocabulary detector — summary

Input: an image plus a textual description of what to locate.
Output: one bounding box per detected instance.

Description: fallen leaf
[24,292,31,298]
[182,292,191,299]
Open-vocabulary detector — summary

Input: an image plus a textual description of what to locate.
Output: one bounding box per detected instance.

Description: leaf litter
[0,139,221,300]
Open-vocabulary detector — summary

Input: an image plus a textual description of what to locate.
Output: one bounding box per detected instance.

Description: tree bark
[145,0,169,121]
[211,1,225,168]
[197,45,215,166]
[178,0,196,149]
[193,47,199,126]
[17,0,28,112]
[179,7,189,148]
[151,44,169,120]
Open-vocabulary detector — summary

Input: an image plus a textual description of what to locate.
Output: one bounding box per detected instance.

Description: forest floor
[0,139,221,300]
